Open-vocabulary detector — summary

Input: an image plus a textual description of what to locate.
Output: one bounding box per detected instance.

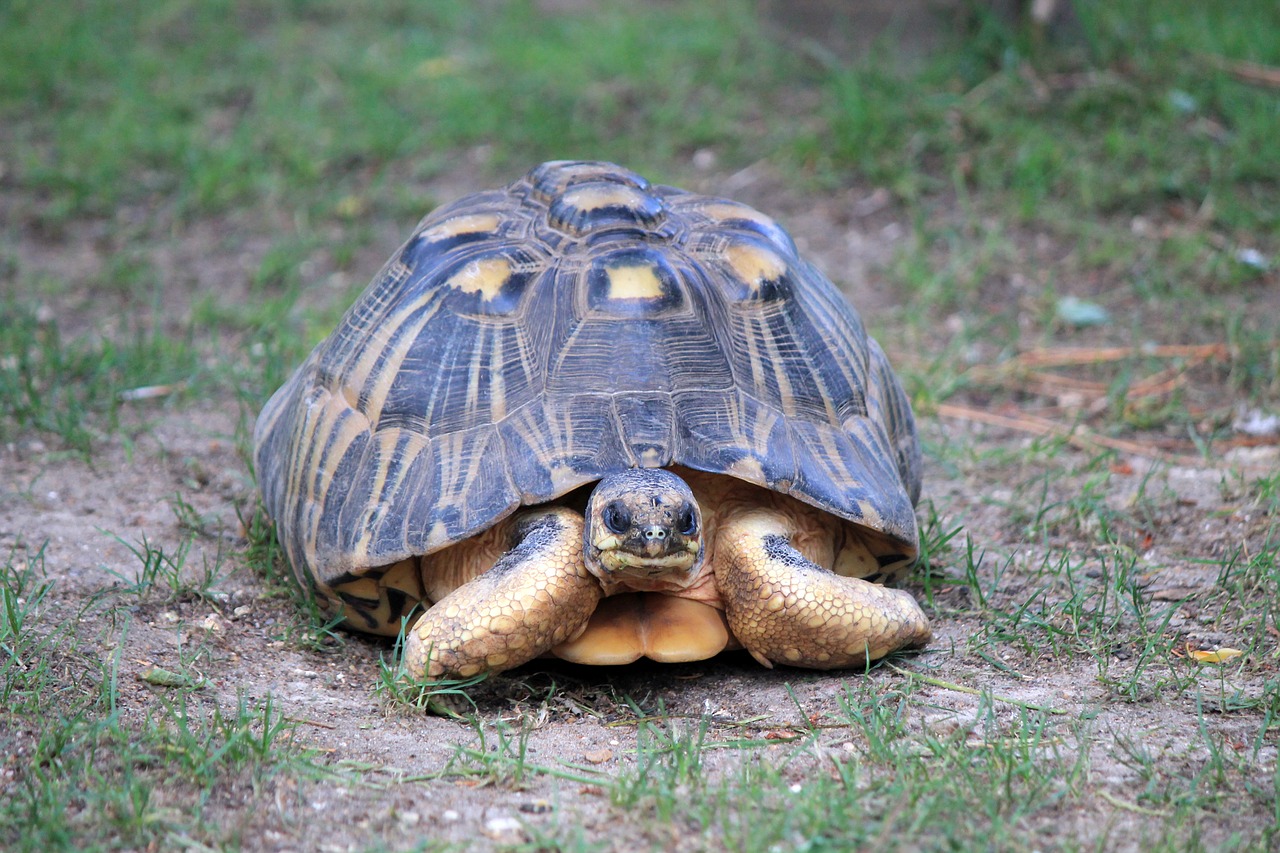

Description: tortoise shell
[254,161,922,623]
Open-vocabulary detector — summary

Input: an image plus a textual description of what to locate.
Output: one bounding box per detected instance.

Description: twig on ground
[1097,789,1172,817]
[1197,53,1280,89]
[935,402,1212,466]
[888,665,1070,716]
[933,343,1278,469]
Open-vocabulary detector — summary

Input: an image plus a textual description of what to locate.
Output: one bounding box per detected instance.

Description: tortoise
[253,160,931,681]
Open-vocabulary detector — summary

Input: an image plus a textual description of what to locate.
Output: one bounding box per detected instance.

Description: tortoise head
[583,468,705,592]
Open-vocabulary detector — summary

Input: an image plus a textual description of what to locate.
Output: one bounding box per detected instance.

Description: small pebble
[483,815,525,843]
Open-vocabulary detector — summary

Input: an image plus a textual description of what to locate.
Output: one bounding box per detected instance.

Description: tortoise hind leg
[714,508,930,669]
[403,508,601,680]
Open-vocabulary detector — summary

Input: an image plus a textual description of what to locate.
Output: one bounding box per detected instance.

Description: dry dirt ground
[3,163,1278,850]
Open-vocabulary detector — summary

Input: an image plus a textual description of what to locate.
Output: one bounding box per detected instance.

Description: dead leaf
[1152,588,1201,601]
[1187,645,1244,664]
[137,665,204,689]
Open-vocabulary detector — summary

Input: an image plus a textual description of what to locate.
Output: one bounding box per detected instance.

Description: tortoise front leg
[713,508,931,669]
[403,508,601,680]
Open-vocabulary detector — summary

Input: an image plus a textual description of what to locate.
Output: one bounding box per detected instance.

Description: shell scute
[528,160,650,201]
[613,392,676,467]
[583,247,687,318]
[549,181,667,236]
[670,388,796,492]
[496,393,635,498]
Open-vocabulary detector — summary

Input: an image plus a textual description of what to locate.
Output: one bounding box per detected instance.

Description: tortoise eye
[602,502,631,534]
[677,505,698,537]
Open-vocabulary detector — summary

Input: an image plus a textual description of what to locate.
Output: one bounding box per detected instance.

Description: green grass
[801,1,1280,233]
[0,0,787,226]
[417,678,1275,851]
[0,544,322,851]
[0,300,203,454]
[2,0,1278,849]
[1,543,61,713]
[4,694,322,852]
[935,438,1280,694]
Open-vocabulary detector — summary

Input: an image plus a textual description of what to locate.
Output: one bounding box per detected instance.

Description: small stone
[1233,407,1279,437]
[483,815,525,843]
[1055,296,1109,327]
[1235,247,1269,270]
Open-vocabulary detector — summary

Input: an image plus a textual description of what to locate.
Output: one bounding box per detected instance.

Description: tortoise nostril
[644,526,667,541]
